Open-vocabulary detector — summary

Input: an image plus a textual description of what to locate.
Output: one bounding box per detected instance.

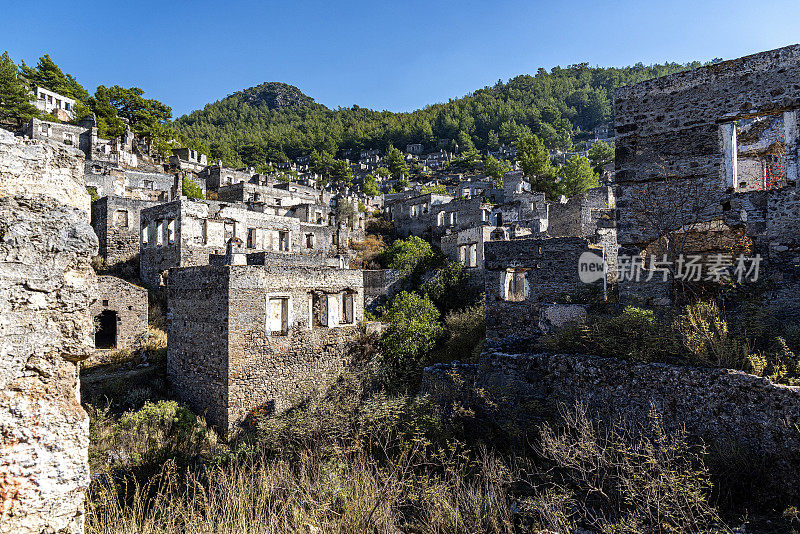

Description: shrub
[181,177,204,199]
[438,304,485,363]
[379,291,443,386]
[381,235,434,274]
[677,300,748,369]
[535,404,727,532]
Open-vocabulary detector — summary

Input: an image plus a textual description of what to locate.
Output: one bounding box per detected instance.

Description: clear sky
[2,0,798,118]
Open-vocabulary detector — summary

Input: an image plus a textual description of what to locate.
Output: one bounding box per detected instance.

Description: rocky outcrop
[0,129,97,534]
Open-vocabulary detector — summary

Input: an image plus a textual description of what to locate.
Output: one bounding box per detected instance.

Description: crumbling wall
[483,237,607,349]
[424,352,800,499]
[0,129,97,534]
[93,196,158,266]
[614,45,800,249]
[86,276,148,362]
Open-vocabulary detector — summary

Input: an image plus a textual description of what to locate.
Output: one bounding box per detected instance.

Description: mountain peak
[229,82,316,110]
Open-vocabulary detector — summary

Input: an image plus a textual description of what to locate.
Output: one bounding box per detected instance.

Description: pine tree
[0,52,38,127]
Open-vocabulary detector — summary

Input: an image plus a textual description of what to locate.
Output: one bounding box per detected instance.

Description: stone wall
[424,352,800,498]
[483,236,608,349]
[93,196,159,266]
[363,269,403,311]
[168,264,364,438]
[87,276,148,360]
[614,44,800,249]
[0,129,96,534]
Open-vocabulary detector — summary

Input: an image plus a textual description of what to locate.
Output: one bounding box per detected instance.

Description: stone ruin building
[0,129,96,534]
[88,275,148,361]
[615,44,800,313]
[423,43,800,502]
[167,263,364,439]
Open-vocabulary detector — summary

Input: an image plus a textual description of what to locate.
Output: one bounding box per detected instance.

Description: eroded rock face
[0,130,97,534]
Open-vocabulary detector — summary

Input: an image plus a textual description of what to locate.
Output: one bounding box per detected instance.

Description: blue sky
[2,0,798,118]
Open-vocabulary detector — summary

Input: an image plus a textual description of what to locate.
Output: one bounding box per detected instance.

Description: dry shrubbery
[84,364,733,533]
[543,299,800,385]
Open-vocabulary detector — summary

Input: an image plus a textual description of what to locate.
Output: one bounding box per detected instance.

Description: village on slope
[2,44,800,533]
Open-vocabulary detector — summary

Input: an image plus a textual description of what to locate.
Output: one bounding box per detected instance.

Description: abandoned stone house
[23,115,139,168]
[199,163,256,190]
[167,264,364,438]
[93,196,161,265]
[89,275,148,357]
[216,180,325,215]
[139,198,344,289]
[483,236,612,350]
[614,44,800,310]
[31,86,76,119]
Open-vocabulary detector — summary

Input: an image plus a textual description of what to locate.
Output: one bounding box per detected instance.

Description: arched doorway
[95,310,117,349]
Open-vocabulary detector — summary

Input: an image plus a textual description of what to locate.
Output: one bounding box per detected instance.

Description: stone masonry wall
[0,129,97,534]
[93,196,159,266]
[424,352,800,498]
[86,276,148,362]
[483,237,605,349]
[166,267,230,432]
[226,265,363,437]
[614,45,800,249]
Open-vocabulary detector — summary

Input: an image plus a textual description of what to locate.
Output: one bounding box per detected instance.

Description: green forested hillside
[173,62,699,167]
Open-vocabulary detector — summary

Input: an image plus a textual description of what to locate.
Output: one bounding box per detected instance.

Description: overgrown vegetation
[542,294,800,385]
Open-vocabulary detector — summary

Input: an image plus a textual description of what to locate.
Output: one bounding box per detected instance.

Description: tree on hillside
[0,52,38,127]
[588,140,614,175]
[561,154,599,198]
[182,177,204,200]
[382,235,434,274]
[516,135,560,199]
[329,159,353,187]
[380,290,443,378]
[18,54,89,101]
[362,174,380,197]
[311,149,336,177]
[384,145,409,179]
[105,86,172,138]
[484,154,510,179]
[74,85,126,138]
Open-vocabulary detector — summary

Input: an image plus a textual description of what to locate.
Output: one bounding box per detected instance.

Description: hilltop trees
[0,52,38,126]
[172,61,697,168]
[383,145,408,179]
[516,135,559,198]
[18,54,89,102]
[362,174,380,197]
[588,140,614,175]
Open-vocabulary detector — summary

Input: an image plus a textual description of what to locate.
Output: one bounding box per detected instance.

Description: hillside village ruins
[2,44,800,531]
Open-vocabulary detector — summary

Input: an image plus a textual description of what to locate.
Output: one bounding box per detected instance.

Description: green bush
[379,291,443,386]
[381,235,434,274]
[181,177,204,199]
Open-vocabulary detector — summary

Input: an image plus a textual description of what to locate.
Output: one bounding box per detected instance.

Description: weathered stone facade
[614,45,800,309]
[93,196,160,266]
[424,352,800,499]
[483,236,612,350]
[140,198,333,289]
[167,264,364,438]
[614,45,800,250]
[0,129,96,534]
[88,276,148,358]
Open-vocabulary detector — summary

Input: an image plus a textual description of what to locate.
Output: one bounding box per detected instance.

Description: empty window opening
[141,222,149,246]
[306,233,315,248]
[114,210,129,228]
[468,243,478,267]
[503,269,527,302]
[268,297,289,335]
[312,293,328,327]
[156,220,164,246]
[458,245,467,265]
[341,293,354,324]
[94,310,117,349]
[167,219,176,244]
[247,228,256,249]
[727,114,790,192]
[278,231,290,251]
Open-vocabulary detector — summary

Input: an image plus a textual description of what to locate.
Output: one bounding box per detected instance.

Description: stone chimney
[225,237,247,265]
